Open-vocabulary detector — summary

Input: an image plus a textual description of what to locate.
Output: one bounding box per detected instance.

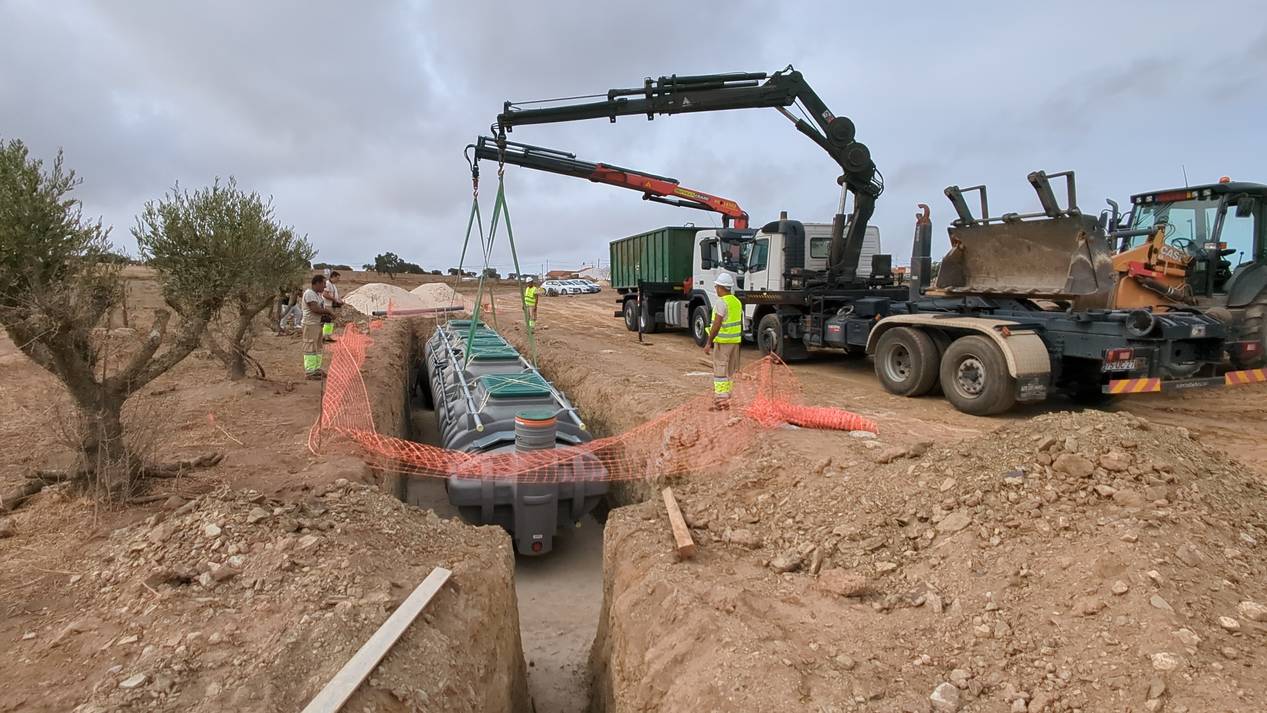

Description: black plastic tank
[409,320,607,555]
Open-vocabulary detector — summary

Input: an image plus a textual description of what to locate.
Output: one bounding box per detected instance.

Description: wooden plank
[661,487,696,559]
[301,567,452,713]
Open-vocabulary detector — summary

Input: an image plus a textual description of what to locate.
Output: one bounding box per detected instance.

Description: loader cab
[1126,182,1267,297]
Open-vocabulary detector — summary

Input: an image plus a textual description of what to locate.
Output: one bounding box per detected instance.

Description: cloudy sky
[3,1,1265,274]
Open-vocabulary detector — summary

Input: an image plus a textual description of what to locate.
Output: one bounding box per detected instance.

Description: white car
[565,279,601,294]
[541,280,584,296]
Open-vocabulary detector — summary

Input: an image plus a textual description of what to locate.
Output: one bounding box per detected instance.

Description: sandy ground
[495,287,1267,712]
[5,266,1266,713]
[0,270,530,713]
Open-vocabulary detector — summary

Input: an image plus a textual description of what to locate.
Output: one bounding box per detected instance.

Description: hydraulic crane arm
[495,66,880,285]
[468,136,749,229]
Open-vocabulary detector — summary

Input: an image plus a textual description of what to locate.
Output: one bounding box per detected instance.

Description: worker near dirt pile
[277,286,303,334]
[321,271,344,342]
[302,274,335,380]
[703,272,742,409]
[522,275,539,329]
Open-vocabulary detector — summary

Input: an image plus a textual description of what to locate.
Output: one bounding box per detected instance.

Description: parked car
[542,279,584,296]
[567,279,601,294]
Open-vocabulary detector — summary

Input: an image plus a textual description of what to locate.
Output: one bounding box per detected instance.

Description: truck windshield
[720,239,747,271]
[748,239,769,272]
[1132,196,1257,264]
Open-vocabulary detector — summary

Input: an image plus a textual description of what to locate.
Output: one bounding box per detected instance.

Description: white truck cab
[654,221,881,345]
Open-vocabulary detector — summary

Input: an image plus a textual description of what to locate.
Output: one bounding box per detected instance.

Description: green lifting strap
[490,174,538,367]
[458,193,488,362]
[457,170,537,367]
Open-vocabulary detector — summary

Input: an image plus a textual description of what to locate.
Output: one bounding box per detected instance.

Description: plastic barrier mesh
[309,325,877,484]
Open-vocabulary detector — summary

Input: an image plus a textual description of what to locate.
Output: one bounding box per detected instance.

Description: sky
[3,1,1265,274]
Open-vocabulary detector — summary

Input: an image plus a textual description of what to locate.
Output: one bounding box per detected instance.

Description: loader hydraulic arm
[495,66,880,285]
[469,136,749,229]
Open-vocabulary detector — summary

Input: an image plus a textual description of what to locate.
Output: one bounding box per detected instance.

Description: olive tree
[0,140,217,491]
[135,180,313,379]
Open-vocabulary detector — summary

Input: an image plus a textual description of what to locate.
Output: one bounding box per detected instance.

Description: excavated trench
[373,318,621,713]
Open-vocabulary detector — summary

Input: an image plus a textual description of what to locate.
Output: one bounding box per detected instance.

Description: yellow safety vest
[523,286,538,307]
[713,293,742,344]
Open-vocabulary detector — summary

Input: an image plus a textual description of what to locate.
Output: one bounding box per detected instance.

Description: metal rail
[433,326,485,432]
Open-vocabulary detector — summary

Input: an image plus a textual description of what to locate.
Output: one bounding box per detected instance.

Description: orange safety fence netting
[309,324,877,484]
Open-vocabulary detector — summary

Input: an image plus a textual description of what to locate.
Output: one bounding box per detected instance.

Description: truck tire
[1232,290,1267,369]
[639,300,660,334]
[939,335,1017,415]
[874,327,939,397]
[756,313,807,361]
[622,299,638,332]
[691,305,710,347]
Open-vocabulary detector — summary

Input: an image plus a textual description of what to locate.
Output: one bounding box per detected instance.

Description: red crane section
[469,136,749,229]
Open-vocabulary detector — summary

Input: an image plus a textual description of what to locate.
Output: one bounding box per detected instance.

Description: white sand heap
[410,282,472,311]
[343,283,430,314]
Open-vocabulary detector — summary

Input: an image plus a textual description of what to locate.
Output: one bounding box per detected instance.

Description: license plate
[1102,357,1146,372]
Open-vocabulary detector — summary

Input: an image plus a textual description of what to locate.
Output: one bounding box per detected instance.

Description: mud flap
[1016,375,1049,403]
[512,482,558,555]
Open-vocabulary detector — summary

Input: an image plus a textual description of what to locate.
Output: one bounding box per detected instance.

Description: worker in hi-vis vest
[702,272,742,409]
[522,275,539,329]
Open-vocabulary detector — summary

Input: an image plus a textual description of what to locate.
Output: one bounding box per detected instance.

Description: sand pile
[410,282,471,311]
[342,283,430,314]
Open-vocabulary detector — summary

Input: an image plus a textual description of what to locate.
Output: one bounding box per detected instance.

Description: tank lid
[515,408,557,424]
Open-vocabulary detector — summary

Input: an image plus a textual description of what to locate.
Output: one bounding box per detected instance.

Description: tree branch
[118,311,208,396]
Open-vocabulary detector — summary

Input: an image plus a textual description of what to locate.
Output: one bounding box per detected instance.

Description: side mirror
[1236,196,1255,218]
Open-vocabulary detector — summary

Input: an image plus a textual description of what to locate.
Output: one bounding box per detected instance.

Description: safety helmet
[715,272,736,289]
[524,275,534,283]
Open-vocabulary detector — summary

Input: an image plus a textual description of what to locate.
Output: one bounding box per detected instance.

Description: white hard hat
[715,272,736,289]
[525,275,534,283]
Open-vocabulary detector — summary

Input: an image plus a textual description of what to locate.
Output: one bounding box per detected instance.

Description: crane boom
[468,136,749,229]
[495,66,879,285]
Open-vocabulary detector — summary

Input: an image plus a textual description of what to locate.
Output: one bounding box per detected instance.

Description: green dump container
[608,226,701,290]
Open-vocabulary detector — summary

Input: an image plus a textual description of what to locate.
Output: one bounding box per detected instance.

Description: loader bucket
[935,214,1114,300]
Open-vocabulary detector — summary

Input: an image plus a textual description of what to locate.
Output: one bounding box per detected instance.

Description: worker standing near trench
[703,272,742,409]
[522,275,539,329]
[321,270,343,343]
[302,274,335,380]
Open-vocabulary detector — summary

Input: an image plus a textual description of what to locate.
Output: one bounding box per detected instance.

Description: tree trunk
[78,392,135,495]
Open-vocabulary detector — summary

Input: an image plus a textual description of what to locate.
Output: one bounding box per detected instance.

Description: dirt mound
[595,410,1267,712]
[410,283,471,311]
[6,483,527,713]
[343,283,432,314]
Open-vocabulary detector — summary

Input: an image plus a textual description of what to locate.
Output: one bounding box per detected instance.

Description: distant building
[546,269,580,280]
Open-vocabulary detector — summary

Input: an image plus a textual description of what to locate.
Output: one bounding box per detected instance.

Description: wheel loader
[1102,179,1267,367]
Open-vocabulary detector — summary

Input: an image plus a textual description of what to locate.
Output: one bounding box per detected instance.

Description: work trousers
[712,341,740,400]
[302,323,323,374]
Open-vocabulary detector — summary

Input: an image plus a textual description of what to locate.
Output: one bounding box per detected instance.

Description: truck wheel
[691,305,710,347]
[622,299,638,332]
[639,300,660,334]
[757,313,807,361]
[1232,291,1267,369]
[874,327,939,397]
[939,335,1017,415]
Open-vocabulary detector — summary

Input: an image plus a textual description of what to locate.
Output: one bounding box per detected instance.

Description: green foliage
[0,139,119,324]
[134,178,314,316]
[133,178,313,378]
[313,262,352,272]
[371,252,425,275]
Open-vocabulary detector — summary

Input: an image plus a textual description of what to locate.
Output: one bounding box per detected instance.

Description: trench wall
[355,317,531,713]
